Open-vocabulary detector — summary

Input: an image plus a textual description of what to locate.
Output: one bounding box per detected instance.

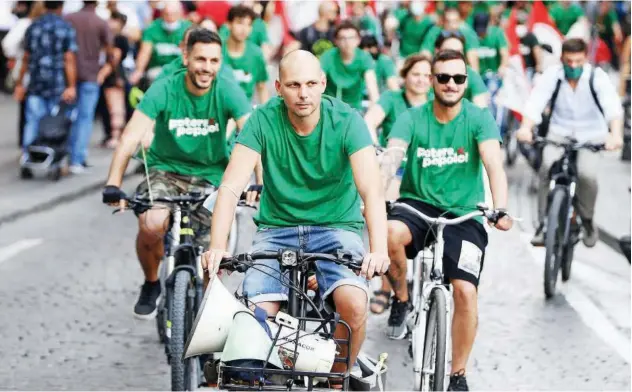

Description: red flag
[505,8,521,57]
[528,1,563,39]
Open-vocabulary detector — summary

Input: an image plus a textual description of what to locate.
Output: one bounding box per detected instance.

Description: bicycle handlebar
[388,201,512,226]
[533,136,605,152]
[112,190,256,215]
[218,249,364,273]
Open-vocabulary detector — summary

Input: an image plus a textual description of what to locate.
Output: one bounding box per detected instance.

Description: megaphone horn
[183,275,251,359]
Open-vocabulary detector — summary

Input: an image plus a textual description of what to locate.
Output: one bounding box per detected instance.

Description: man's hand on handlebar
[245,184,262,206]
[102,185,127,210]
[516,126,534,144]
[202,248,232,276]
[361,252,390,280]
[605,133,624,151]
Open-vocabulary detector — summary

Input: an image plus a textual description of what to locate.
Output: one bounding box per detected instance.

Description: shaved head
[276,50,326,119]
[278,50,322,81]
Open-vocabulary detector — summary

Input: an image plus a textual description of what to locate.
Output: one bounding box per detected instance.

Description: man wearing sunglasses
[379,49,512,391]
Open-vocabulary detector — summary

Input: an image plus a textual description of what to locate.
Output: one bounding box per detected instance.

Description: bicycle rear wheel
[419,288,447,391]
[170,270,198,391]
[544,188,567,299]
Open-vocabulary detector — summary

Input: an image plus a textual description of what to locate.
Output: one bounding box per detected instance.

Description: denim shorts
[242,226,369,304]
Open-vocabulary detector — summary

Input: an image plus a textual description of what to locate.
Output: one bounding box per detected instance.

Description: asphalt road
[0,172,629,390]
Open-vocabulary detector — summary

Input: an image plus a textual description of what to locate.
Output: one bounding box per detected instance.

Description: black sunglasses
[434,73,467,85]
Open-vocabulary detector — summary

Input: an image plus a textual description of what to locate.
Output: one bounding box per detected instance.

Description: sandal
[369,290,391,315]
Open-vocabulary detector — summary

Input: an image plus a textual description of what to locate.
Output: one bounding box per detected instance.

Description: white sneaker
[69,164,85,175]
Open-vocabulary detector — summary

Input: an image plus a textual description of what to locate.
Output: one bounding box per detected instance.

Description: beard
[434,88,465,108]
[187,69,214,90]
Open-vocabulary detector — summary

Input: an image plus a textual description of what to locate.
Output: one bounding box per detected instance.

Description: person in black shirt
[296,1,338,58]
[100,10,129,148]
[516,11,543,80]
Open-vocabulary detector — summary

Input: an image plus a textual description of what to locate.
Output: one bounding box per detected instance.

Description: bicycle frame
[410,224,452,391]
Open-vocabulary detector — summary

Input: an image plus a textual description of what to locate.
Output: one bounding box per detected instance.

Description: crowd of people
[1,1,630,390]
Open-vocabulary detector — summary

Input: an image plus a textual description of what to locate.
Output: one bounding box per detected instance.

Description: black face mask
[370,51,380,60]
[14,10,29,18]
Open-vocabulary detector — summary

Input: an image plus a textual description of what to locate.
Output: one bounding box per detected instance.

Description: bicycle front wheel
[169,270,198,391]
[544,188,567,299]
[420,288,447,392]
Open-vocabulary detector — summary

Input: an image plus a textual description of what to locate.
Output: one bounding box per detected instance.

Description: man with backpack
[516,38,624,248]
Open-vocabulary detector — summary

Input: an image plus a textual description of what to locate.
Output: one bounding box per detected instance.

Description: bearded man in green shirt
[202,50,390,377]
[102,29,257,320]
[380,50,512,391]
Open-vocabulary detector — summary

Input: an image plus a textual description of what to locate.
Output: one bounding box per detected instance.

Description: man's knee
[452,280,478,311]
[387,220,411,260]
[138,209,170,243]
[333,286,368,330]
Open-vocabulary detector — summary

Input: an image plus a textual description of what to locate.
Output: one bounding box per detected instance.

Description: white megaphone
[183,275,252,359]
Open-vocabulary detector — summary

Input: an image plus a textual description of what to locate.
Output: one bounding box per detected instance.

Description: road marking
[520,233,631,363]
[0,238,43,265]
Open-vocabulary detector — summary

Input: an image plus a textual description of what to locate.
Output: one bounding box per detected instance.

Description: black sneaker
[134,280,161,320]
[387,298,411,340]
[448,370,469,391]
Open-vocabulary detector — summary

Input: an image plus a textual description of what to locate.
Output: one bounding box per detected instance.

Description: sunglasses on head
[439,30,464,39]
[434,73,467,84]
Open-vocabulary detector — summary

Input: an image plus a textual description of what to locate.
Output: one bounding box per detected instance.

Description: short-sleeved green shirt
[376,89,413,146]
[321,47,375,109]
[428,65,487,102]
[396,12,435,58]
[597,10,619,39]
[222,41,268,101]
[219,18,269,47]
[476,26,508,73]
[421,24,480,54]
[137,71,251,185]
[142,19,192,69]
[549,3,585,35]
[376,54,397,92]
[388,100,501,221]
[235,96,373,234]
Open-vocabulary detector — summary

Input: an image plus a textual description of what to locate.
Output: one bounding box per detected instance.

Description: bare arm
[64,51,77,88]
[134,41,154,75]
[15,50,29,86]
[261,43,272,62]
[386,76,400,91]
[499,47,509,73]
[105,110,155,187]
[379,138,409,194]
[350,146,388,254]
[209,144,261,250]
[479,139,508,210]
[364,70,380,104]
[364,104,387,145]
[256,82,269,105]
[233,113,263,185]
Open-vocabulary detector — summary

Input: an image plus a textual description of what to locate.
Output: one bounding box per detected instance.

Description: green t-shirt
[142,19,192,69]
[396,12,435,58]
[597,10,619,39]
[389,100,500,221]
[376,54,396,92]
[155,57,235,82]
[219,18,269,47]
[358,14,381,38]
[321,47,375,109]
[235,96,373,234]
[427,65,487,102]
[549,3,585,35]
[421,24,480,54]
[377,89,414,146]
[137,72,251,185]
[222,41,268,101]
[476,26,508,73]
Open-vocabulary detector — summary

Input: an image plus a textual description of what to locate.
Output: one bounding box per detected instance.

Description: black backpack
[35,102,75,145]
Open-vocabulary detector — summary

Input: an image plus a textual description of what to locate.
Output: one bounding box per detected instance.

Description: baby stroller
[20,102,77,181]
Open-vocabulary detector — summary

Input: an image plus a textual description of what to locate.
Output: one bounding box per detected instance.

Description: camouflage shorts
[134,169,214,249]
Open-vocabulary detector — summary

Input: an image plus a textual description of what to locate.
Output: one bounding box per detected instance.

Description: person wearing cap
[359,34,399,93]
[420,6,480,72]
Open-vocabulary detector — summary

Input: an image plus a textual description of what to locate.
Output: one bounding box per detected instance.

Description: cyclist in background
[516,38,624,248]
[360,34,399,93]
[320,20,380,112]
